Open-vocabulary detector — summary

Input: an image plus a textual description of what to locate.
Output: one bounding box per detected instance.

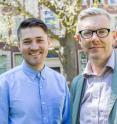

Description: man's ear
[48,37,53,48]
[18,42,21,51]
[74,34,80,41]
[112,32,117,48]
[113,31,117,40]
[74,34,82,46]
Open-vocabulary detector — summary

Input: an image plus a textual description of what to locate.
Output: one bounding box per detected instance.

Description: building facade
[0,0,117,74]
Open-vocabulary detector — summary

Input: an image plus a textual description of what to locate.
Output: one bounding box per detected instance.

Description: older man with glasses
[70,7,117,124]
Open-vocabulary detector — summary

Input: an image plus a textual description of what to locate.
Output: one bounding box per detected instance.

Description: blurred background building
[0,0,117,75]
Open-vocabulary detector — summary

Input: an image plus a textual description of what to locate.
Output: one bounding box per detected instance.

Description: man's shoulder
[0,65,23,87]
[0,65,22,79]
[46,66,65,79]
[70,74,84,103]
[72,74,84,87]
[45,66,67,86]
[70,74,84,95]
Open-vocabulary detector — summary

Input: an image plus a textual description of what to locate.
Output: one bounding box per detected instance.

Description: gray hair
[78,7,111,21]
[77,7,114,31]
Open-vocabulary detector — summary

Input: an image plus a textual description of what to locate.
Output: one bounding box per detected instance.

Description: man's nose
[92,32,99,39]
[90,32,100,44]
[30,42,38,50]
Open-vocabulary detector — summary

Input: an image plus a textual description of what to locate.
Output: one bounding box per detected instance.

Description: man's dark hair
[17,18,48,41]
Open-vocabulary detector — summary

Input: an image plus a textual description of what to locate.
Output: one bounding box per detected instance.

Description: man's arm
[62,81,70,124]
[0,76,9,124]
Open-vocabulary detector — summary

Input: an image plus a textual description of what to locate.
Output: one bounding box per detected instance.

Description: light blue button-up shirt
[0,61,70,124]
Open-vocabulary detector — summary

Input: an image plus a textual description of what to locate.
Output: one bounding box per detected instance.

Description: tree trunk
[59,33,78,83]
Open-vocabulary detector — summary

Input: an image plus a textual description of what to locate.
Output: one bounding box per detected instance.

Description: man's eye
[23,40,31,44]
[83,31,92,36]
[37,39,44,42]
[98,30,105,34]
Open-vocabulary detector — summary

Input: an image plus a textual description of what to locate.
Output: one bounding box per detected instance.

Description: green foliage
[38,0,82,34]
[0,0,33,17]
[0,0,82,35]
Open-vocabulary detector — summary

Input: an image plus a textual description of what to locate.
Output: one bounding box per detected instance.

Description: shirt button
[42,102,45,105]
[92,114,97,118]
[40,86,42,89]
[93,93,99,99]
[43,117,47,120]
[93,95,98,99]
[38,73,40,77]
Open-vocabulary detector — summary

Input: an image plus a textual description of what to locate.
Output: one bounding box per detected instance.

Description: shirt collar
[83,49,115,77]
[22,61,46,80]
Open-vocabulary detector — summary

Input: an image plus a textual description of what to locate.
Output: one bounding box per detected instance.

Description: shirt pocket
[10,99,26,118]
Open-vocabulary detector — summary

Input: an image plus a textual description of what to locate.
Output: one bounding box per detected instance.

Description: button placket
[38,76,48,124]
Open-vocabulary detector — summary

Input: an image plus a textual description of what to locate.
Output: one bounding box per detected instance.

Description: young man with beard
[0,18,70,124]
[70,7,117,124]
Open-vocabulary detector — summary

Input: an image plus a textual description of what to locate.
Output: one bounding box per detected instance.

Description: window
[51,67,61,73]
[0,55,7,74]
[78,50,88,73]
[13,53,23,67]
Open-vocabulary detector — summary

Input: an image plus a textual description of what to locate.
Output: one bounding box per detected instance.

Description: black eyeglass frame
[79,28,110,39]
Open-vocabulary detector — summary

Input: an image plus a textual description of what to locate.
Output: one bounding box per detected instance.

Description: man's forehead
[77,15,110,31]
[20,27,48,40]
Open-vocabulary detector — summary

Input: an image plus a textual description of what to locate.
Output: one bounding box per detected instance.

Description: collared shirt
[80,50,115,124]
[0,61,70,124]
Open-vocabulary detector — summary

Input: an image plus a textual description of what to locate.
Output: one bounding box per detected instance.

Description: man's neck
[90,58,108,75]
[25,61,45,71]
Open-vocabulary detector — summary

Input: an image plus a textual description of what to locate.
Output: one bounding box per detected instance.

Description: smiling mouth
[29,52,42,56]
[89,46,103,49]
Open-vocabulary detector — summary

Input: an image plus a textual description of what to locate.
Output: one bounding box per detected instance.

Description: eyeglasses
[79,28,110,39]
